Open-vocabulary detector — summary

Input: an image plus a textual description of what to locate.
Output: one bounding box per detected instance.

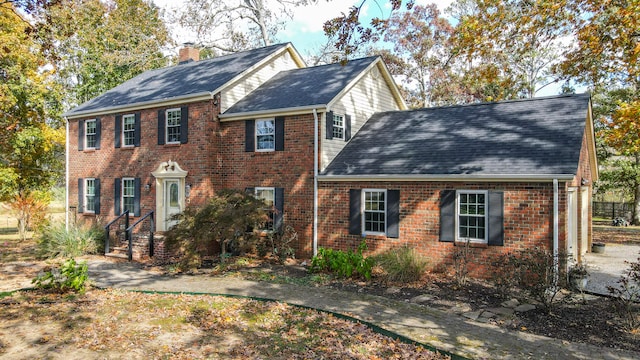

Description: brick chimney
[178,42,199,64]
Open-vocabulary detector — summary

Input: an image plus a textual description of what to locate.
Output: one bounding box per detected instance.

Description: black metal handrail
[125,210,155,261]
[103,210,129,254]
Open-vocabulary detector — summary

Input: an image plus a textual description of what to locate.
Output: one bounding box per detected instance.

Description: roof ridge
[374,93,591,115]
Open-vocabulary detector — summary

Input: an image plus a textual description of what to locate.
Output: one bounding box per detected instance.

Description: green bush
[310,240,374,280]
[32,258,89,294]
[375,246,428,283]
[36,221,104,259]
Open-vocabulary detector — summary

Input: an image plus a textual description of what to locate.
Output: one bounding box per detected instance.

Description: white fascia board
[219,105,327,122]
[63,92,213,119]
[317,174,576,182]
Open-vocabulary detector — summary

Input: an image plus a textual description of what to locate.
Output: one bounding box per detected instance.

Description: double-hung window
[332,113,345,140]
[456,190,488,243]
[166,108,181,144]
[84,178,96,213]
[122,178,135,215]
[122,114,135,147]
[85,119,97,149]
[363,189,386,235]
[255,187,275,230]
[256,119,275,151]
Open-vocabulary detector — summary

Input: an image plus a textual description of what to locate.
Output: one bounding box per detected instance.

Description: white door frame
[151,160,188,232]
[580,186,589,256]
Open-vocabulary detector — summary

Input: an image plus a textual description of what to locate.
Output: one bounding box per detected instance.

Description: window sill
[120,146,135,150]
[454,241,488,249]
[83,149,96,153]
[164,143,181,147]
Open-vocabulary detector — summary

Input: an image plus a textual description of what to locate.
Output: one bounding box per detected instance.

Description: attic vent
[179,42,199,64]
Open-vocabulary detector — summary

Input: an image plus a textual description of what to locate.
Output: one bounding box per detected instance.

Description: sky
[152,0,455,56]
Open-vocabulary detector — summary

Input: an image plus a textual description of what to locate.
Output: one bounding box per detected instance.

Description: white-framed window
[456,190,488,243]
[363,189,386,235]
[84,178,96,213]
[255,119,275,151]
[332,113,345,140]
[122,114,135,147]
[255,187,275,230]
[122,178,135,215]
[85,119,97,149]
[166,108,181,144]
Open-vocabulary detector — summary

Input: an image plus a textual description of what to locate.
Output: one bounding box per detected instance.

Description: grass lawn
[0,204,447,360]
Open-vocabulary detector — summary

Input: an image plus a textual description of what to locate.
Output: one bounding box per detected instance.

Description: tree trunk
[633,183,640,225]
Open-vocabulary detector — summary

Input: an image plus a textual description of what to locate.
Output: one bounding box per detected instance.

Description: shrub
[36,221,104,259]
[258,223,297,263]
[164,189,269,270]
[375,246,428,283]
[608,256,640,333]
[32,258,89,294]
[490,248,568,312]
[310,240,374,280]
[453,239,472,286]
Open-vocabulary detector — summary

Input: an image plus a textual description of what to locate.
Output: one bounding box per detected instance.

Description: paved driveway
[583,243,640,295]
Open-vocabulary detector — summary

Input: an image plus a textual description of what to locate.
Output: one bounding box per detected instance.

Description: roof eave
[219,104,328,121]
[62,92,213,119]
[317,174,577,182]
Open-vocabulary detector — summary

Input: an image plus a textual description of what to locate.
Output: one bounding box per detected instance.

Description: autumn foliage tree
[0,1,64,237]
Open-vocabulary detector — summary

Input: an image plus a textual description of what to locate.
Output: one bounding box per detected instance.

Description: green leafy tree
[40,0,173,106]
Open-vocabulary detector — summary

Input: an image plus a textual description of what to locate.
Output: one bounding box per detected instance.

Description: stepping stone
[451,303,473,314]
[501,299,519,308]
[486,307,515,317]
[385,287,401,295]
[515,304,536,312]
[462,311,483,321]
[410,294,433,303]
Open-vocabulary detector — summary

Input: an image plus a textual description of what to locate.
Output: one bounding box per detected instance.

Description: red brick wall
[317,181,569,279]
[217,114,316,257]
[68,100,219,222]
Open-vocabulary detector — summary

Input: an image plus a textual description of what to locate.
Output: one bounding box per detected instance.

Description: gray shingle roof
[223,57,379,114]
[322,94,591,178]
[64,43,291,117]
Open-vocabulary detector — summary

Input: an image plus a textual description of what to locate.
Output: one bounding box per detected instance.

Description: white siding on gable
[221,51,301,113]
[322,66,401,170]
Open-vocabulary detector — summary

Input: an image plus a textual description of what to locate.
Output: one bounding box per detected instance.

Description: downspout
[312,109,319,257]
[65,117,70,231]
[553,178,559,283]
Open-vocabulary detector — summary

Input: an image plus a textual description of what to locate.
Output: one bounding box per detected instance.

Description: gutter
[312,109,319,257]
[317,174,577,182]
[553,178,559,284]
[219,105,328,122]
[65,117,69,230]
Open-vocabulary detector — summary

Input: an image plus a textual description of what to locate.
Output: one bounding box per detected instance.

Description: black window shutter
[349,189,362,235]
[134,177,141,217]
[274,187,284,231]
[95,118,101,149]
[439,190,455,242]
[245,120,255,152]
[488,191,504,246]
[180,106,189,144]
[387,190,400,238]
[114,115,122,148]
[134,112,141,147]
[78,120,84,151]
[157,110,165,145]
[345,114,352,141]
[325,111,334,139]
[78,178,84,213]
[114,178,121,216]
[94,179,101,215]
[275,117,284,151]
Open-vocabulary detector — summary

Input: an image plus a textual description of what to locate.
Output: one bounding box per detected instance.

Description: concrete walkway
[583,243,640,295]
[87,259,639,360]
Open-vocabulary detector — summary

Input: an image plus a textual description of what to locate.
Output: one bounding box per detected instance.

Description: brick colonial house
[64,43,597,277]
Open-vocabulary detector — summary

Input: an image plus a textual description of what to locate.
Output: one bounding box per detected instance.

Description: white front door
[567,188,578,261]
[165,179,181,229]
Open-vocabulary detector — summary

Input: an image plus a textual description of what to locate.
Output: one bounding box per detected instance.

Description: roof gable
[322,94,592,180]
[221,57,382,117]
[64,43,298,118]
